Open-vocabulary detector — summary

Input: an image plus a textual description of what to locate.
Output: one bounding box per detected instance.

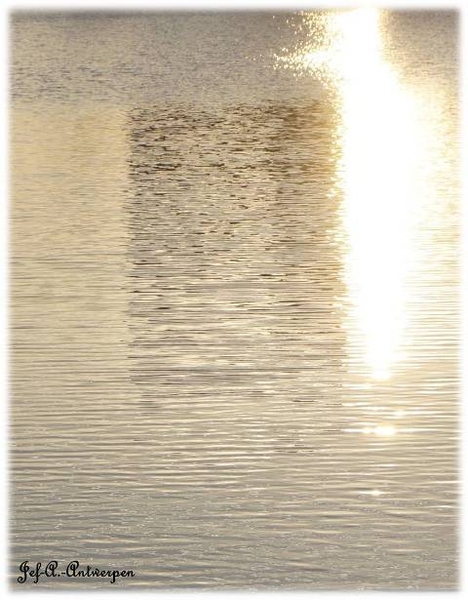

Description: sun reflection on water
[277,8,426,381]
[365,425,396,437]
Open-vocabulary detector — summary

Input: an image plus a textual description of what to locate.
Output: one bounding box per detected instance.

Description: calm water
[10,10,459,590]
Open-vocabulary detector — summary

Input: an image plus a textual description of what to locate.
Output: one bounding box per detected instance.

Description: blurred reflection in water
[126,103,345,408]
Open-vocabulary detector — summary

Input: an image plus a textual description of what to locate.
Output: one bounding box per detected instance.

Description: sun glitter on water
[276,8,426,382]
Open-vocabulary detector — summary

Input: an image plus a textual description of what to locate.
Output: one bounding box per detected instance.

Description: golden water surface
[10,10,459,590]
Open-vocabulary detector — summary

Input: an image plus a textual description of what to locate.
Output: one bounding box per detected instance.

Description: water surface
[10,10,459,590]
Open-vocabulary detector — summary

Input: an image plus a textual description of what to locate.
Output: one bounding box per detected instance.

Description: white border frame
[1,2,465,599]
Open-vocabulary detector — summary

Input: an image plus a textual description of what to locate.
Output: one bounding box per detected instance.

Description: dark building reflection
[123,102,346,455]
